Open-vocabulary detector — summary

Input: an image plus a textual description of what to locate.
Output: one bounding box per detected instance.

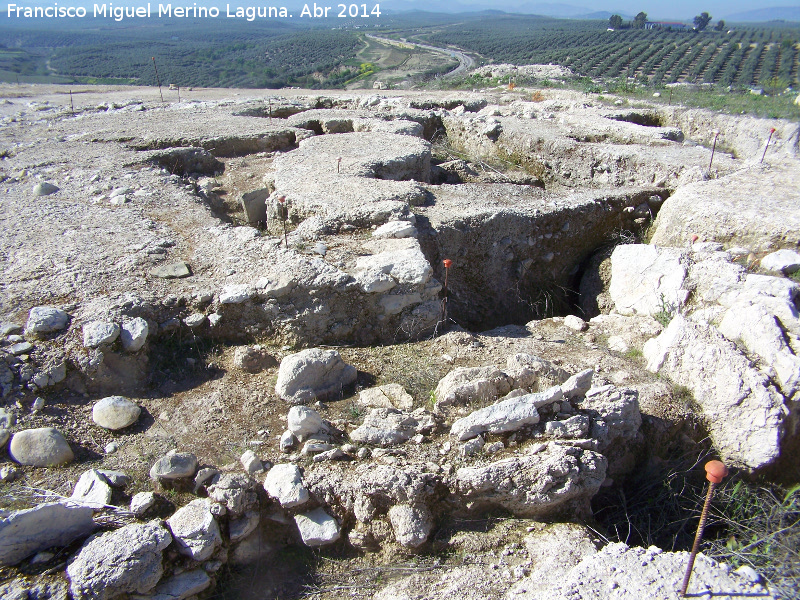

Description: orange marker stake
[442,259,452,326]
[679,460,729,597]
[761,128,776,164]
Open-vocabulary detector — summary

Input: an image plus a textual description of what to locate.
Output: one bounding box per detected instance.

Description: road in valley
[365,34,474,78]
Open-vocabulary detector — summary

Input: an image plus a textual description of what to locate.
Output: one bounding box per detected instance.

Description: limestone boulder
[434,365,512,410]
[92,396,141,430]
[350,408,436,447]
[650,162,800,252]
[166,499,222,561]
[609,244,689,317]
[275,348,357,404]
[287,405,325,439]
[9,428,73,467]
[387,504,433,548]
[0,502,95,566]
[760,249,800,274]
[149,451,198,481]
[148,569,211,600]
[82,321,120,348]
[449,386,562,441]
[294,507,341,547]
[264,464,310,508]
[25,306,69,336]
[454,443,607,518]
[535,542,774,600]
[358,383,414,410]
[120,317,149,352]
[643,315,787,470]
[67,520,171,600]
[505,354,570,391]
[70,469,113,509]
[206,473,258,516]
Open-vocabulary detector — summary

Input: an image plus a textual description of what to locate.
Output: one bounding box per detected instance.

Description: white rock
[560,369,594,399]
[67,520,172,600]
[69,469,113,509]
[388,504,433,547]
[9,427,73,467]
[643,315,785,470]
[760,249,800,274]
[0,502,94,566]
[355,244,432,286]
[25,306,69,335]
[450,386,562,441]
[240,449,264,475]
[280,430,297,452]
[130,492,157,516]
[718,302,800,399]
[563,315,588,331]
[264,464,310,508]
[120,317,149,352]
[312,447,345,462]
[434,365,512,409]
[166,499,222,561]
[82,321,120,348]
[149,452,197,480]
[455,444,607,517]
[350,408,435,447]
[372,221,418,239]
[294,507,341,547]
[92,396,141,430]
[219,284,252,304]
[355,270,397,294]
[148,569,211,600]
[461,436,485,456]
[609,245,689,316]
[607,335,629,353]
[287,405,325,439]
[302,441,334,454]
[32,182,59,196]
[358,383,414,410]
[183,314,206,328]
[276,348,357,404]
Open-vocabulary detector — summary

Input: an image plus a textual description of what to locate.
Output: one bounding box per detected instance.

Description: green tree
[633,11,648,29]
[609,14,623,29]
[694,12,712,31]
[714,19,725,31]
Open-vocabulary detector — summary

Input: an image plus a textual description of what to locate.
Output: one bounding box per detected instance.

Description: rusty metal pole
[442,259,452,327]
[69,89,74,115]
[152,58,164,103]
[679,461,728,597]
[708,130,720,171]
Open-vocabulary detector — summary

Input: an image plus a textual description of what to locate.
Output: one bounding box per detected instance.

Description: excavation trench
[146,123,674,347]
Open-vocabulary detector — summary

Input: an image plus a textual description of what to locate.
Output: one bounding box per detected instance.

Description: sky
[389,1,798,20]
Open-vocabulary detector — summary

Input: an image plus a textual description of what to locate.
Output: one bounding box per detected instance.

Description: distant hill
[579,11,634,21]
[388,1,593,17]
[724,6,800,22]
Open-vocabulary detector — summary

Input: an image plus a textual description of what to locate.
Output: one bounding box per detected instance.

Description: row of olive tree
[609,12,726,32]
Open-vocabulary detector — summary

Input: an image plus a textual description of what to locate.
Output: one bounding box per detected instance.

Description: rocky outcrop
[650,162,800,251]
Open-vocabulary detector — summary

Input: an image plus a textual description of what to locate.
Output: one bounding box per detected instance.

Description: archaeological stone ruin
[0,76,798,599]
